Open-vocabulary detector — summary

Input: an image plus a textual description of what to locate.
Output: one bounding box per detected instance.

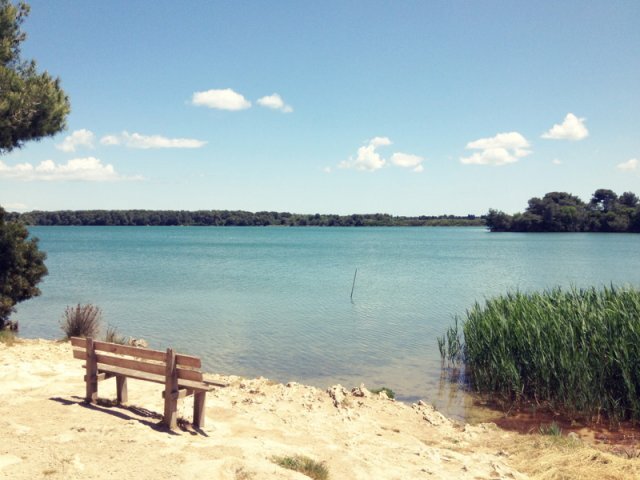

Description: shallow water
[14,226,640,420]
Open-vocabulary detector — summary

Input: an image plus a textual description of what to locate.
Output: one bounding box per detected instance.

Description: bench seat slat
[92,363,213,392]
[97,364,165,384]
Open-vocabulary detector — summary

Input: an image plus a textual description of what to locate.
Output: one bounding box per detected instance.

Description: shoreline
[1,338,639,479]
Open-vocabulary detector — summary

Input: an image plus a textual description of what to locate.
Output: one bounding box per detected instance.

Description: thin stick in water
[350,268,358,303]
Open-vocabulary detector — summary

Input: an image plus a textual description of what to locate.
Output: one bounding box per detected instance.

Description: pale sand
[1,339,638,479]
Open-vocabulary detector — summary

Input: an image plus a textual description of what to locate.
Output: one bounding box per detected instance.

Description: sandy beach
[1,339,639,479]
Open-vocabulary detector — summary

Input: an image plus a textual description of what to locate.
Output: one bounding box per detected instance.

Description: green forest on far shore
[7,210,485,227]
[6,189,639,231]
[486,189,640,233]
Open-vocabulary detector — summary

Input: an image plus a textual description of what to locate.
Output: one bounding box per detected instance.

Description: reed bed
[441,286,640,424]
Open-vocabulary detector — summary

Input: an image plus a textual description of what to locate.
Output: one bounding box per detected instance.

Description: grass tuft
[60,304,102,339]
[104,325,127,344]
[539,421,562,436]
[0,330,17,346]
[272,455,329,480]
[370,387,396,399]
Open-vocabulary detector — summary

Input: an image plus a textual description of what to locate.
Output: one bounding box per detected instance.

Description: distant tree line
[8,210,486,227]
[486,189,640,233]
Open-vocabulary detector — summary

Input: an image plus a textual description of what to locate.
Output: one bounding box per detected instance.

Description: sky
[1,0,639,216]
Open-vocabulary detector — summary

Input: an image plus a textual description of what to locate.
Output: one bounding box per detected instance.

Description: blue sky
[1,0,638,215]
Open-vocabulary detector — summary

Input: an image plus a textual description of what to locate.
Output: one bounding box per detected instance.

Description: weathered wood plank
[70,336,86,348]
[162,388,193,400]
[177,367,203,382]
[93,340,166,362]
[193,391,206,428]
[178,378,214,392]
[116,375,128,404]
[176,354,201,368]
[77,348,205,384]
[71,336,167,362]
[96,364,165,384]
[83,372,113,382]
[85,337,98,403]
[163,348,178,429]
[73,348,87,360]
[94,353,166,377]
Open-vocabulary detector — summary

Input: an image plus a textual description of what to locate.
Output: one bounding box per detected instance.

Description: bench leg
[116,375,128,404]
[85,337,98,403]
[163,348,178,429]
[194,391,206,428]
[85,378,98,403]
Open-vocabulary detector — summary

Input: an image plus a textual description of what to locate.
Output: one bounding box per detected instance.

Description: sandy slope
[1,339,638,480]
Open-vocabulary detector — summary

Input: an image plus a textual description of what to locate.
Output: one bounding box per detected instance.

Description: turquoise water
[13,226,640,418]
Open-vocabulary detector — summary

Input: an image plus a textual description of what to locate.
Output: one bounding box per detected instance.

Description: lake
[13,226,640,420]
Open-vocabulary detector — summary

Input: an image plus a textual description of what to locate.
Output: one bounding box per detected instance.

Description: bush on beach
[440,286,640,424]
[60,303,102,339]
[272,455,329,480]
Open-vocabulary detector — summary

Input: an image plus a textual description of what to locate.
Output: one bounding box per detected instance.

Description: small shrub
[104,325,126,344]
[370,387,396,399]
[272,455,329,480]
[539,422,562,436]
[60,304,102,339]
[0,330,17,346]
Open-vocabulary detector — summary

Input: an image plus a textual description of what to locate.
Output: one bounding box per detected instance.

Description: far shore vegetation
[8,209,485,227]
[6,188,640,232]
[487,189,640,233]
[439,286,640,426]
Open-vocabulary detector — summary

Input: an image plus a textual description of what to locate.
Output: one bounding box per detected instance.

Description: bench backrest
[70,336,204,384]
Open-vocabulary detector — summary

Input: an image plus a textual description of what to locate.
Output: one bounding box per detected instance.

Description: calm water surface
[14,227,640,420]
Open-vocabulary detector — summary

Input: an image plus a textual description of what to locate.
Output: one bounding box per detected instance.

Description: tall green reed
[440,286,640,424]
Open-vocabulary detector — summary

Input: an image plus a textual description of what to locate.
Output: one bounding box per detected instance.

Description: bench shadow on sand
[49,396,208,437]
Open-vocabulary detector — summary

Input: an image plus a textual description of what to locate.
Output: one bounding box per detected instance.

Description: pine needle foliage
[442,286,640,424]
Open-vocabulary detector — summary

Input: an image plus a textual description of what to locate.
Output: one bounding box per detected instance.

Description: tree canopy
[0,0,70,153]
[0,206,47,327]
[10,209,486,227]
[486,189,640,233]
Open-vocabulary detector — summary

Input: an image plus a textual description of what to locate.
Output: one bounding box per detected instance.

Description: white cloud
[370,136,392,148]
[339,137,392,171]
[391,152,424,172]
[552,159,562,165]
[541,113,589,140]
[100,135,120,146]
[339,137,425,173]
[56,129,95,152]
[257,93,293,113]
[460,132,531,166]
[192,88,251,111]
[323,166,332,174]
[0,157,138,181]
[616,158,638,171]
[99,132,206,149]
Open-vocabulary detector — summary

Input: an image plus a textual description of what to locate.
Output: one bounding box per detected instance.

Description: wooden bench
[71,336,222,429]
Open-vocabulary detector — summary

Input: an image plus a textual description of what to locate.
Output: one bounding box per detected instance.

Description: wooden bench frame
[71,337,219,429]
